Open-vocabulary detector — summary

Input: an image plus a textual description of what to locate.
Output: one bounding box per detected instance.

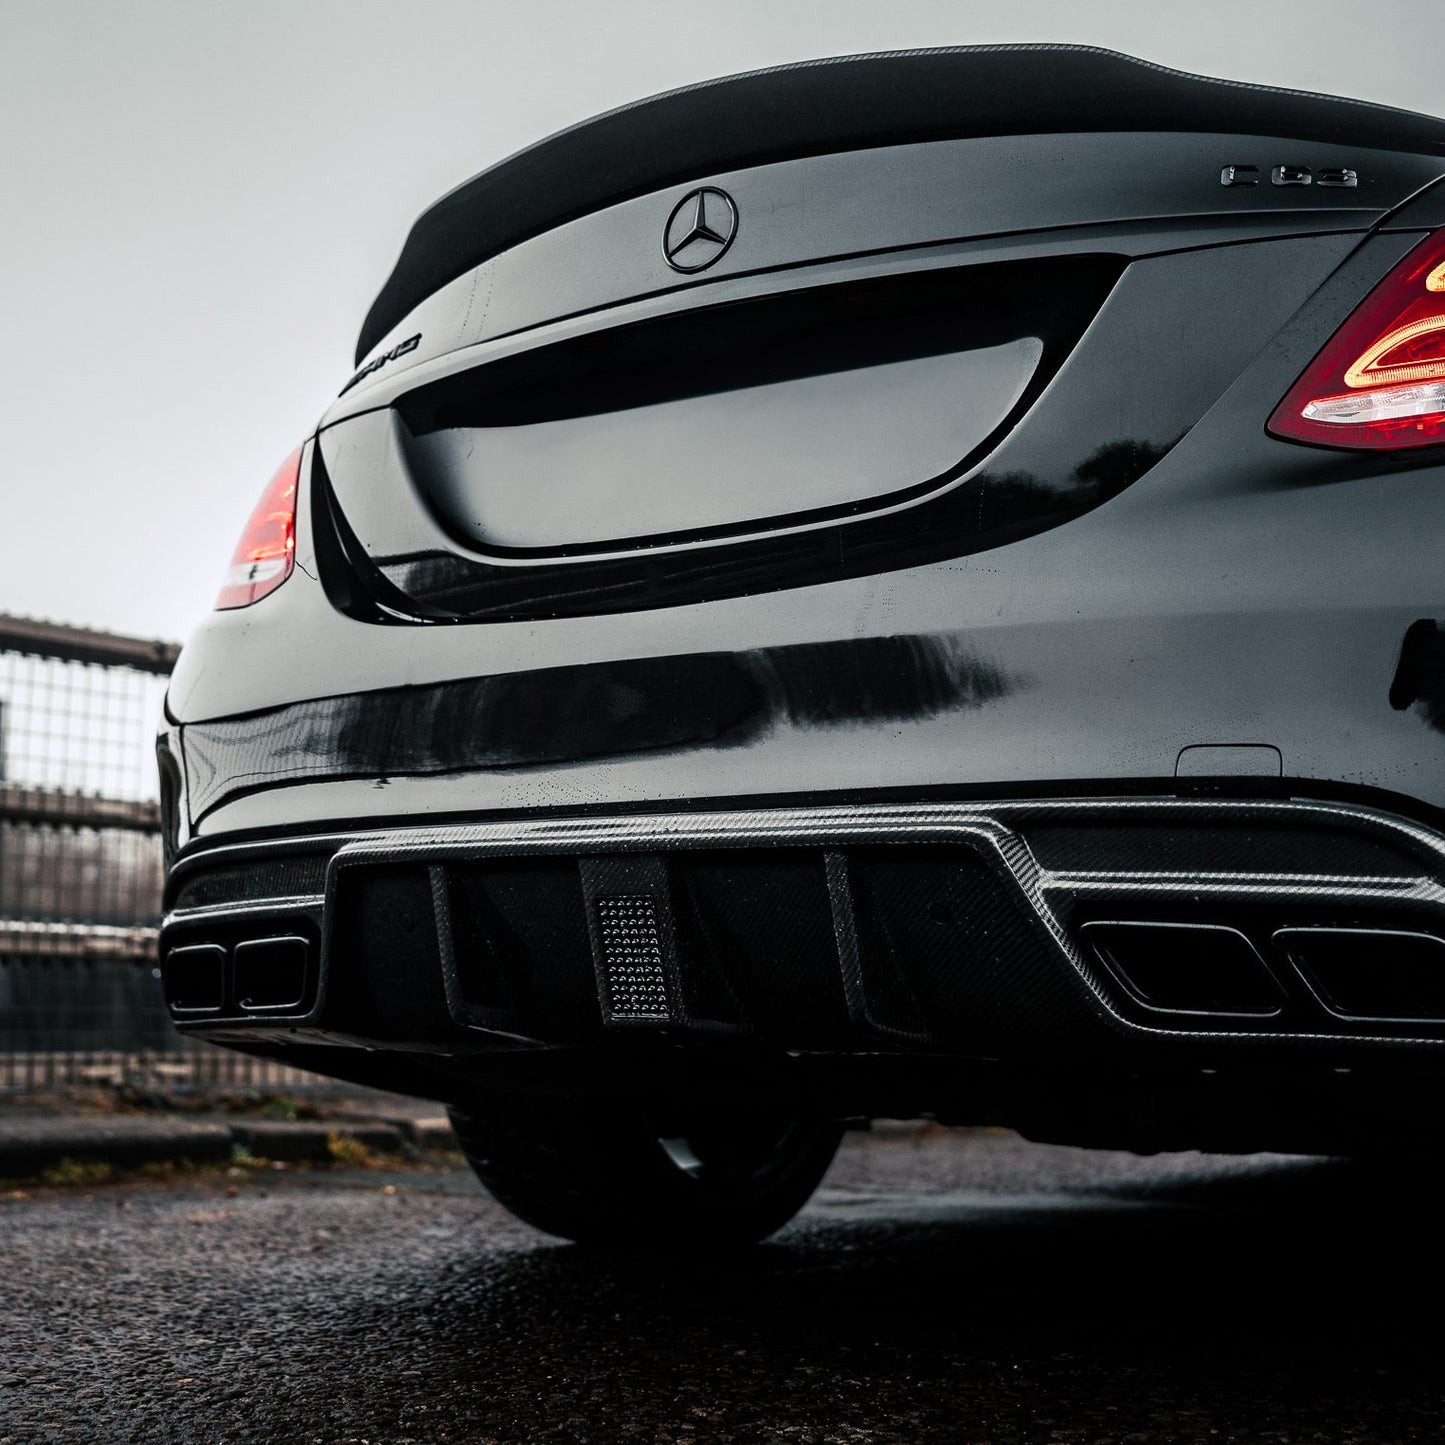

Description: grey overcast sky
[1,0,1440,641]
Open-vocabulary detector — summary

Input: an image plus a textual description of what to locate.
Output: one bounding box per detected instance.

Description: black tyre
[447,1091,844,1249]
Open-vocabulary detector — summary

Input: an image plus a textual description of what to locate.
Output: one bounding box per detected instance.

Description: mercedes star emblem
[662,187,738,273]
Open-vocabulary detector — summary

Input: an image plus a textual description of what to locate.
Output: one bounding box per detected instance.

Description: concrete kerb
[0,1109,458,1179]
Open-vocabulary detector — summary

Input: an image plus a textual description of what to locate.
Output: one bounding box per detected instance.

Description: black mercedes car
[158,46,1445,1246]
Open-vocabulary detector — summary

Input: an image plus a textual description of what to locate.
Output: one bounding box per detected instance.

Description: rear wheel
[447,1091,844,1249]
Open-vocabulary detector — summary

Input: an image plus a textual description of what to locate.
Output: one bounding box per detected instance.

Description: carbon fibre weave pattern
[164,797,1445,1055]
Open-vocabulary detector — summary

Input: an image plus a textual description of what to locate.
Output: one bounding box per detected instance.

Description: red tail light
[215,446,302,610]
[1268,230,1445,451]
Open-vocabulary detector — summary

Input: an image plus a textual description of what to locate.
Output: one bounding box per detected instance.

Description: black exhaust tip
[234,936,310,1013]
[1081,921,1284,1017]
[1274,926,1445,1022]
[163,943,226,1013]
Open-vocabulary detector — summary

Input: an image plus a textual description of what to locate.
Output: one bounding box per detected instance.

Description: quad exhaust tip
[163,934,311,1018]
[1082,920,1445,1025]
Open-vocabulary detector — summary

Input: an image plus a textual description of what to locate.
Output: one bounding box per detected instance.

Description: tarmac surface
[2,1126,1443,1444]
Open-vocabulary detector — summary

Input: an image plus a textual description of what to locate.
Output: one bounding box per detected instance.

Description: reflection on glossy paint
[345,436,1178,626]
[1390,619,1445,731]
[764,634,1016,727]
[180,633,1025,821]
[971,437,1178,530]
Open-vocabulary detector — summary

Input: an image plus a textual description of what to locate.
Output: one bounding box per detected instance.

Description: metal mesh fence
[1,820,164,926]
[0,648,168,800]
[0,1038,328,1093]
[0,614,321,1090]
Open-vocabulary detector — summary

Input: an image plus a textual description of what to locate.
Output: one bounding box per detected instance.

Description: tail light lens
[1268,230,1445,450]
[215,446,303,610]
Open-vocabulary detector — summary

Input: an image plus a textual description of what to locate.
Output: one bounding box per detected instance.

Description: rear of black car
[156,47,1445,1243]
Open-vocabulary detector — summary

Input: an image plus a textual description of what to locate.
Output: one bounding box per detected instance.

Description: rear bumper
[160,794,1445,1077]
[163,397,1445,841]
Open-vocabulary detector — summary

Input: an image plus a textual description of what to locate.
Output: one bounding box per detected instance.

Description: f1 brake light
[215,446,302,610]
[1268,230,1445,450]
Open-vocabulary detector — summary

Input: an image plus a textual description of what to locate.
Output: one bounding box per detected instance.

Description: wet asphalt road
[3,1128,1444,1444]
